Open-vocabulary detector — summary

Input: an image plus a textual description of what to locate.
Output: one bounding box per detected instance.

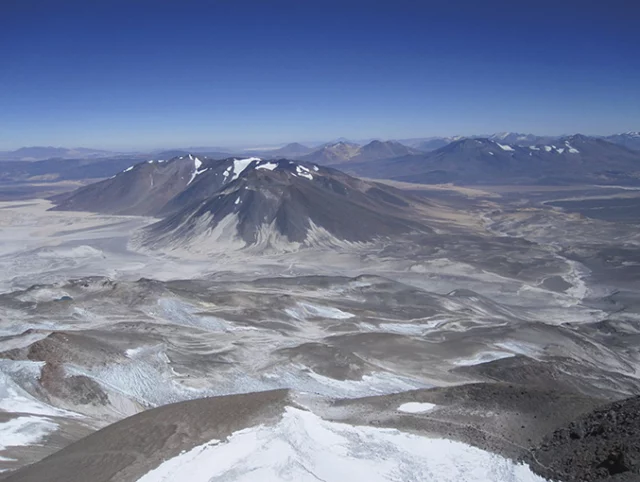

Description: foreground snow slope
[137,407,546,482]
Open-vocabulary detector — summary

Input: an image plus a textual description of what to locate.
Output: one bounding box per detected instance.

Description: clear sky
[1,0,638,150]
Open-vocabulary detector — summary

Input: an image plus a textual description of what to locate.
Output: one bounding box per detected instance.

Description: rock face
[526,396,640,482]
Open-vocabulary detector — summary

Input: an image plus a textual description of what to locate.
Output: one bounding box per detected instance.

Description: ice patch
[453,351,515,367]
[360,321,441,336]
[0,416,58,453]
[234,197,241,205]
[562,259,590,305]
[493,342,540,359]
[496,143,514,152]
[123,166,134,173]
[285,302,354,320]
[564,141,579,153]
[398,402,436,413]
[0,365,79,418]
[295,165,313,180]
[136,407,546,482]
[229,157,261,181]
[36,245,103,259]
[66,344,207,408]
[256,162,278,171]
[187,157,207,185]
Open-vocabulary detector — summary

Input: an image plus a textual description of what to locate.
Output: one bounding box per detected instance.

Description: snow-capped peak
[222,157,262,182]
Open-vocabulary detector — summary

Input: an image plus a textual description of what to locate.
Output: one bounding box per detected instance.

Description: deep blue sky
[1,0,638,150]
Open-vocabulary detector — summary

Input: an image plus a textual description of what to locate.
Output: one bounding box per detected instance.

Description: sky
[1,0,639,150]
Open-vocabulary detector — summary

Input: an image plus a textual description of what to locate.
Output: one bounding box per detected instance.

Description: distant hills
[2,132,639,186]
[3,131,638,163]
[602,132,640,151]
[343,135,640,185]
[0,146,113,161]
[298,140,420,164]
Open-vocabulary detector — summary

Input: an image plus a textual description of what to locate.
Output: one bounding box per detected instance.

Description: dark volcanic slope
[344,135,640,185]
[526,396,640,482]
[51,155,227,216]
[138,159,434,250]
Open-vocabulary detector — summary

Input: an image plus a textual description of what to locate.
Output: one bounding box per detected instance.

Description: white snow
[0,368,79,418]
[285,302,354,320]
[556,148,565,154]
[528,146,540,151]
[136,407,546,482]
[255,162,278,171]
[0,416,58,453]
[398,402,437,413]
[123,166,134,173]
[187,157,207,185]
[564,142,579,154]
[313,165,319,171]
[295,165,313,180]
[453,351,515,367]
[496,143,514,152]
[488,152,494,156]
[234,197,241,205]
[543,146,552,152]
[226,157,261,182]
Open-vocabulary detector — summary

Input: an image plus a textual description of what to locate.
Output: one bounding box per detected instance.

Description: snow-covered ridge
[219,158,318,183]
[222,157,261,182]
[136,407,547,482]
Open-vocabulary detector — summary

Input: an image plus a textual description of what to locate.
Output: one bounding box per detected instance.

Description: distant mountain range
[297,140,420,164]
[343,135,640,185]
[3,132,638,163]
[397,132,640,152]
[0,146,114,162]
[52,156,435,252]
[0,156,147,183]
[602,132,640,151]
